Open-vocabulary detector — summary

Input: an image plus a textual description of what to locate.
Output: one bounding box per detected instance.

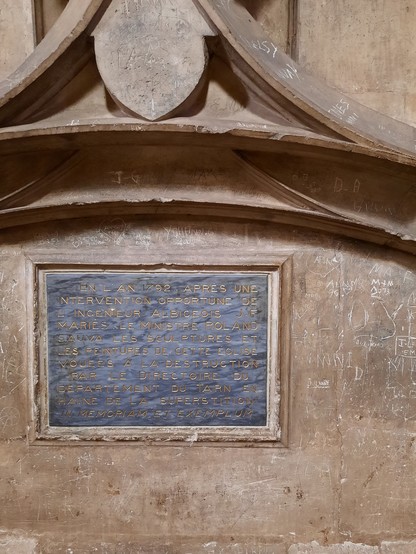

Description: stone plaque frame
[27,252,292,446]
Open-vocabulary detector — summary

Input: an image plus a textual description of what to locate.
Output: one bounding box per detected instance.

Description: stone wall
[0,195,414,550]
[0,1,414,551]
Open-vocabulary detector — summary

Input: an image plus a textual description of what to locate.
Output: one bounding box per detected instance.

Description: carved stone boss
[34,262,285,443]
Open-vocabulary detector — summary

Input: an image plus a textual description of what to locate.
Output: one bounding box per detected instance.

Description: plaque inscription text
[45,271,270,428]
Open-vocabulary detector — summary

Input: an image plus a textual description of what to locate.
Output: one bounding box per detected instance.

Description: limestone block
[340,426,416,538]
[0,138,414,549]
[380,541,416,553]
[0,534,38,554]
[94,0,214,120]
[40,538,287,553]
[347,92,406,125]
[297,0,416,123]
[240,0,290,51]
[35,0,67,39]
[288,542,379,553]
[0,0,35,80]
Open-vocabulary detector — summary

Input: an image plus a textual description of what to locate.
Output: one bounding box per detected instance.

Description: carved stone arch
[0,0,111,125]
[0,1,415,551]
[0,0,414,160]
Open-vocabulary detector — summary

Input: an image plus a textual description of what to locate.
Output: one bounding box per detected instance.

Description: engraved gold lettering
[47,273,268,428]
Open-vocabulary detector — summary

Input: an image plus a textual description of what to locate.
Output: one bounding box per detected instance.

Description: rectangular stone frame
[26,251,292,446]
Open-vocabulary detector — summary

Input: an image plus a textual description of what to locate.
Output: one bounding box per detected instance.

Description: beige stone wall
[0,0,36,80]
[0,205,414,551]
[244,0,416,126]
[0,2,414,552]
[297,0,416,125]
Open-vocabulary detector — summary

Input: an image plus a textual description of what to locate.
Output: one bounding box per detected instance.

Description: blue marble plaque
[45,271,269,427]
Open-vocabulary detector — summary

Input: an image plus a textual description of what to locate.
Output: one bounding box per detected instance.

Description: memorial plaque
[41,270,276,435]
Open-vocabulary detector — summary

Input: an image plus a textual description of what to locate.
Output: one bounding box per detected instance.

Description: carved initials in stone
[94,0,214,120]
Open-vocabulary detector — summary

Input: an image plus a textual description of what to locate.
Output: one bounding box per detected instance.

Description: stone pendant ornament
[93,0,214,121]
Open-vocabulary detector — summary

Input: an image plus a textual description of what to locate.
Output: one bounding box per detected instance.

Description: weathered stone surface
[0,0,35,80]
[34,0,67,41]
[0,1,415,552]
[380,541,416,553]
[94,0,214,120]
[0,534,37,554]
[0,206,413,547]
[196,0,416,156]
[240,0,290,52]
[288,543,379,553]
[40,538,287,553]
[0,0,109,126]
[297,0,416,124]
